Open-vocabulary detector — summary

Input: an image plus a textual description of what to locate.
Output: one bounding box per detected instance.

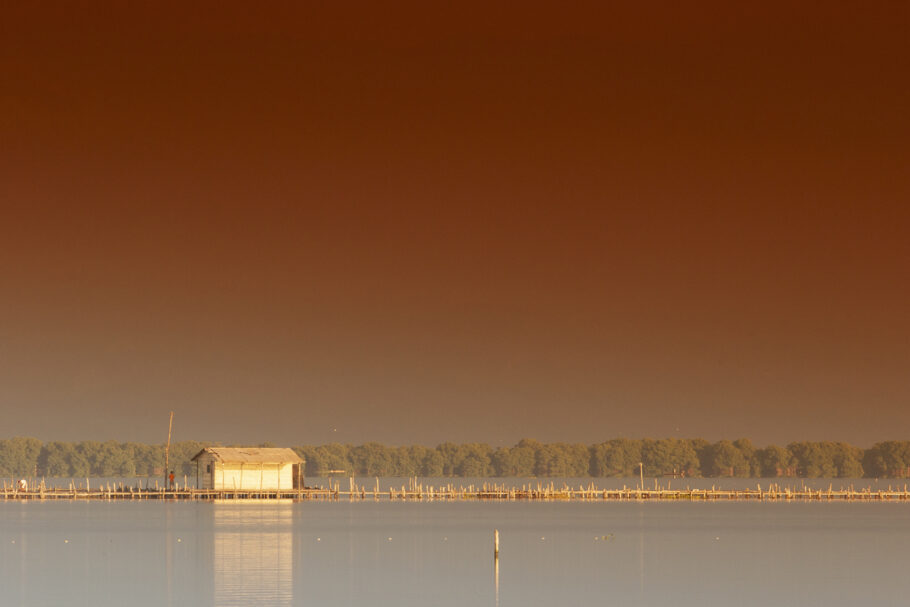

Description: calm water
[2,500,909,606]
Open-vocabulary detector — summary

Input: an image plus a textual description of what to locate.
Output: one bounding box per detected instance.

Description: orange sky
[1,2,908,446]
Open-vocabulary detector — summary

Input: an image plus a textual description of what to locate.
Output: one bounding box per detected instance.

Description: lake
[2,500,909,606]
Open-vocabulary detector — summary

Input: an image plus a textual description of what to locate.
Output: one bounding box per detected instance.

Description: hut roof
[191,447,303,464]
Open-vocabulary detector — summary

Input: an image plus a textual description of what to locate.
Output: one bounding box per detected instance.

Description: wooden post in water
[494,533,500,606]
[164,411,174,490]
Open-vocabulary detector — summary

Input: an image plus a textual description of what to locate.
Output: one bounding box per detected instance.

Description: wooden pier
[3,479,910,502]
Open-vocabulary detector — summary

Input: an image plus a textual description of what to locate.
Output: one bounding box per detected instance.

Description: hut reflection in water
[213,501,294,606]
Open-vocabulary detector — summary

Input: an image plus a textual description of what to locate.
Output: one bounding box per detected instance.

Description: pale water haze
[2,500,909,606]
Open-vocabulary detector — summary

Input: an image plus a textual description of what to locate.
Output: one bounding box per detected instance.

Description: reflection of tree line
[2,436,910,479]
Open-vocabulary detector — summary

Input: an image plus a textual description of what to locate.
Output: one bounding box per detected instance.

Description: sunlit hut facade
[191,447,304,491]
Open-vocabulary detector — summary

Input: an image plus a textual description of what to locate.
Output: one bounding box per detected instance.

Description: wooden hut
[191,447,304,491]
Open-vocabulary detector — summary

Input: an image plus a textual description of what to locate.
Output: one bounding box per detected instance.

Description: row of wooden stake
[4,478,910,501]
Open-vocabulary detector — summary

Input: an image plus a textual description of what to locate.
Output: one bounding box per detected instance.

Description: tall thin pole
[639,462,644,491]
[165,411,174,490]
[494,529,500,607]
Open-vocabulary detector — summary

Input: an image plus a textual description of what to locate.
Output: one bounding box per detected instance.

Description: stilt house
[192,447,304,491]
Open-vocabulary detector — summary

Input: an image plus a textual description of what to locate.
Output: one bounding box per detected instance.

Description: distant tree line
[0,438,211,479]
[3,437,910,479]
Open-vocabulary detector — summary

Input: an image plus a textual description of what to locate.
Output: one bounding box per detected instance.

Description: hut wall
[214,462,294,491]
[196,452,216,490]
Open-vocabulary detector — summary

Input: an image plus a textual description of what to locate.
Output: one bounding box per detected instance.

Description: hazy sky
[1,2,908,447]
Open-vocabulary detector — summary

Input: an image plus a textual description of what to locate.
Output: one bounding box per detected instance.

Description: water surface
[2,500,908,606]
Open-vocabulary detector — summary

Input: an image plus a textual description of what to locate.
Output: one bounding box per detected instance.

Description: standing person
[169,470,175,490]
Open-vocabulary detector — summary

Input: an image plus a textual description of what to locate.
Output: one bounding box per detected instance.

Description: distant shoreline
[2,437,909,481]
